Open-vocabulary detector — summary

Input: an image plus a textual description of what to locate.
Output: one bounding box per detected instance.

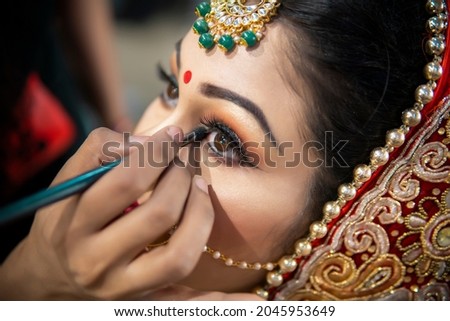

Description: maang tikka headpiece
[193,0,281,53]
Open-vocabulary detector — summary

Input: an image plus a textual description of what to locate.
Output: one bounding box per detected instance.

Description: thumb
[51,127,149,185]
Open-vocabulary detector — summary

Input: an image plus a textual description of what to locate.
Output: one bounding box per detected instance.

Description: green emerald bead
[241,30,258,47]
[199,33,214,49]
[193,19,209,35]
[218,35,235,52]
[195,2,211,17]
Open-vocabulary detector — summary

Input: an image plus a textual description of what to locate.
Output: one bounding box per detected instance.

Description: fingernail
[166,127,183,143]
[194,176,209,195]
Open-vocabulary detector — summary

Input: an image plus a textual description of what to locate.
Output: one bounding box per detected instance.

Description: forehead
[180,23,306,144]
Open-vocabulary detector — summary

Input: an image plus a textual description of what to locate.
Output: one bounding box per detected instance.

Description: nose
[136,109,197,138]
[137,110,203,173]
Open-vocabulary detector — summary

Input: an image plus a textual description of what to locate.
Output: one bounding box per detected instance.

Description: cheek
[204,168,308,261]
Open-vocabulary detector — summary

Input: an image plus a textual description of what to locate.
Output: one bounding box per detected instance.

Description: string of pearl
[203,246,277,271]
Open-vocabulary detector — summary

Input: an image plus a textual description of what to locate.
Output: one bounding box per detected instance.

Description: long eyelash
[200,115,256,167]
[157,63,179,107]
[157,63,178,89]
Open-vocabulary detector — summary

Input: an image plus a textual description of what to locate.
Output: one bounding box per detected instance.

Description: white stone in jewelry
[426,37,446,55]
[402,108,422,127]
[338,183,357,201]
[370,147,389,166]
[194,0,281,52]
[323,201,341,219]
[278,256,298,273]
[386,129,406,147]
[265,263,275,271]
[295,239,312,256]
[204,245,276,271]
[425,61,443,80]
[436,227,450,247]
[427,0,445,14]
[255,287,269,300]
[266,272,283,287]
[353,164,372,182]
[427,16,446,33]
[310,222,328,239]
[415,84,434,104]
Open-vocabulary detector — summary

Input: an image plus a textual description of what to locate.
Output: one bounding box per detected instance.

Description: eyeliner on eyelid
[200,115,257,168]
[180,127,211,147]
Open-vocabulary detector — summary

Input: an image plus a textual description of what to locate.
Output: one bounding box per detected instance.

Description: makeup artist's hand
[145,285,263,301]
[0,127,214,300]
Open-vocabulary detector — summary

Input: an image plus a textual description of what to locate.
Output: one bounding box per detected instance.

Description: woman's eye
[158,64,179,108]
[206,131,242,164]
[210,131,234,154]
[162,82,179,107]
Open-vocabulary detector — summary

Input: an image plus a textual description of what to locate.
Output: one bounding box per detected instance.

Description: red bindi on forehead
[184,70,192,84]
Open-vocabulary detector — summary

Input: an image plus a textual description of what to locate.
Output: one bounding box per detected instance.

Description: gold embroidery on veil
[279,99,450,301]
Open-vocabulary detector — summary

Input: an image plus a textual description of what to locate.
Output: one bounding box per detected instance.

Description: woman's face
[134,23,314,292]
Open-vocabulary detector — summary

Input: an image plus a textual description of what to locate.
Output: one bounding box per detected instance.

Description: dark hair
[278,0,427,241]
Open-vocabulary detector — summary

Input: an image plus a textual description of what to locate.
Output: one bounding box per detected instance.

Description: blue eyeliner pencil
[0,127,209,224]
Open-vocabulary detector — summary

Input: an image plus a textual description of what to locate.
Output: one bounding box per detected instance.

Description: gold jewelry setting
[144,225,178,252]
[193,0,281,53]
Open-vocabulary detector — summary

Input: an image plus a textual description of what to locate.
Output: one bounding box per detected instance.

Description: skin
[0,23,313,300]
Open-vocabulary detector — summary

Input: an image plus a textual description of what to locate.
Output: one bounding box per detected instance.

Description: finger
[145,285,263,301]
[123,176,214,292]
[51,127,149,185]
[76,126,184,230]
[95,164,192,263]
[36,128,148,225]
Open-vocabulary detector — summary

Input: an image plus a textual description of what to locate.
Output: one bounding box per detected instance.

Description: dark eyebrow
[175,39,277,145]
[200,83,278,145]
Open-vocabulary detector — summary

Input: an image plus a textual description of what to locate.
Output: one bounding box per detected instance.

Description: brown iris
[210,131,235,155]
[202,119,255,167]
[165,82,178,100]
